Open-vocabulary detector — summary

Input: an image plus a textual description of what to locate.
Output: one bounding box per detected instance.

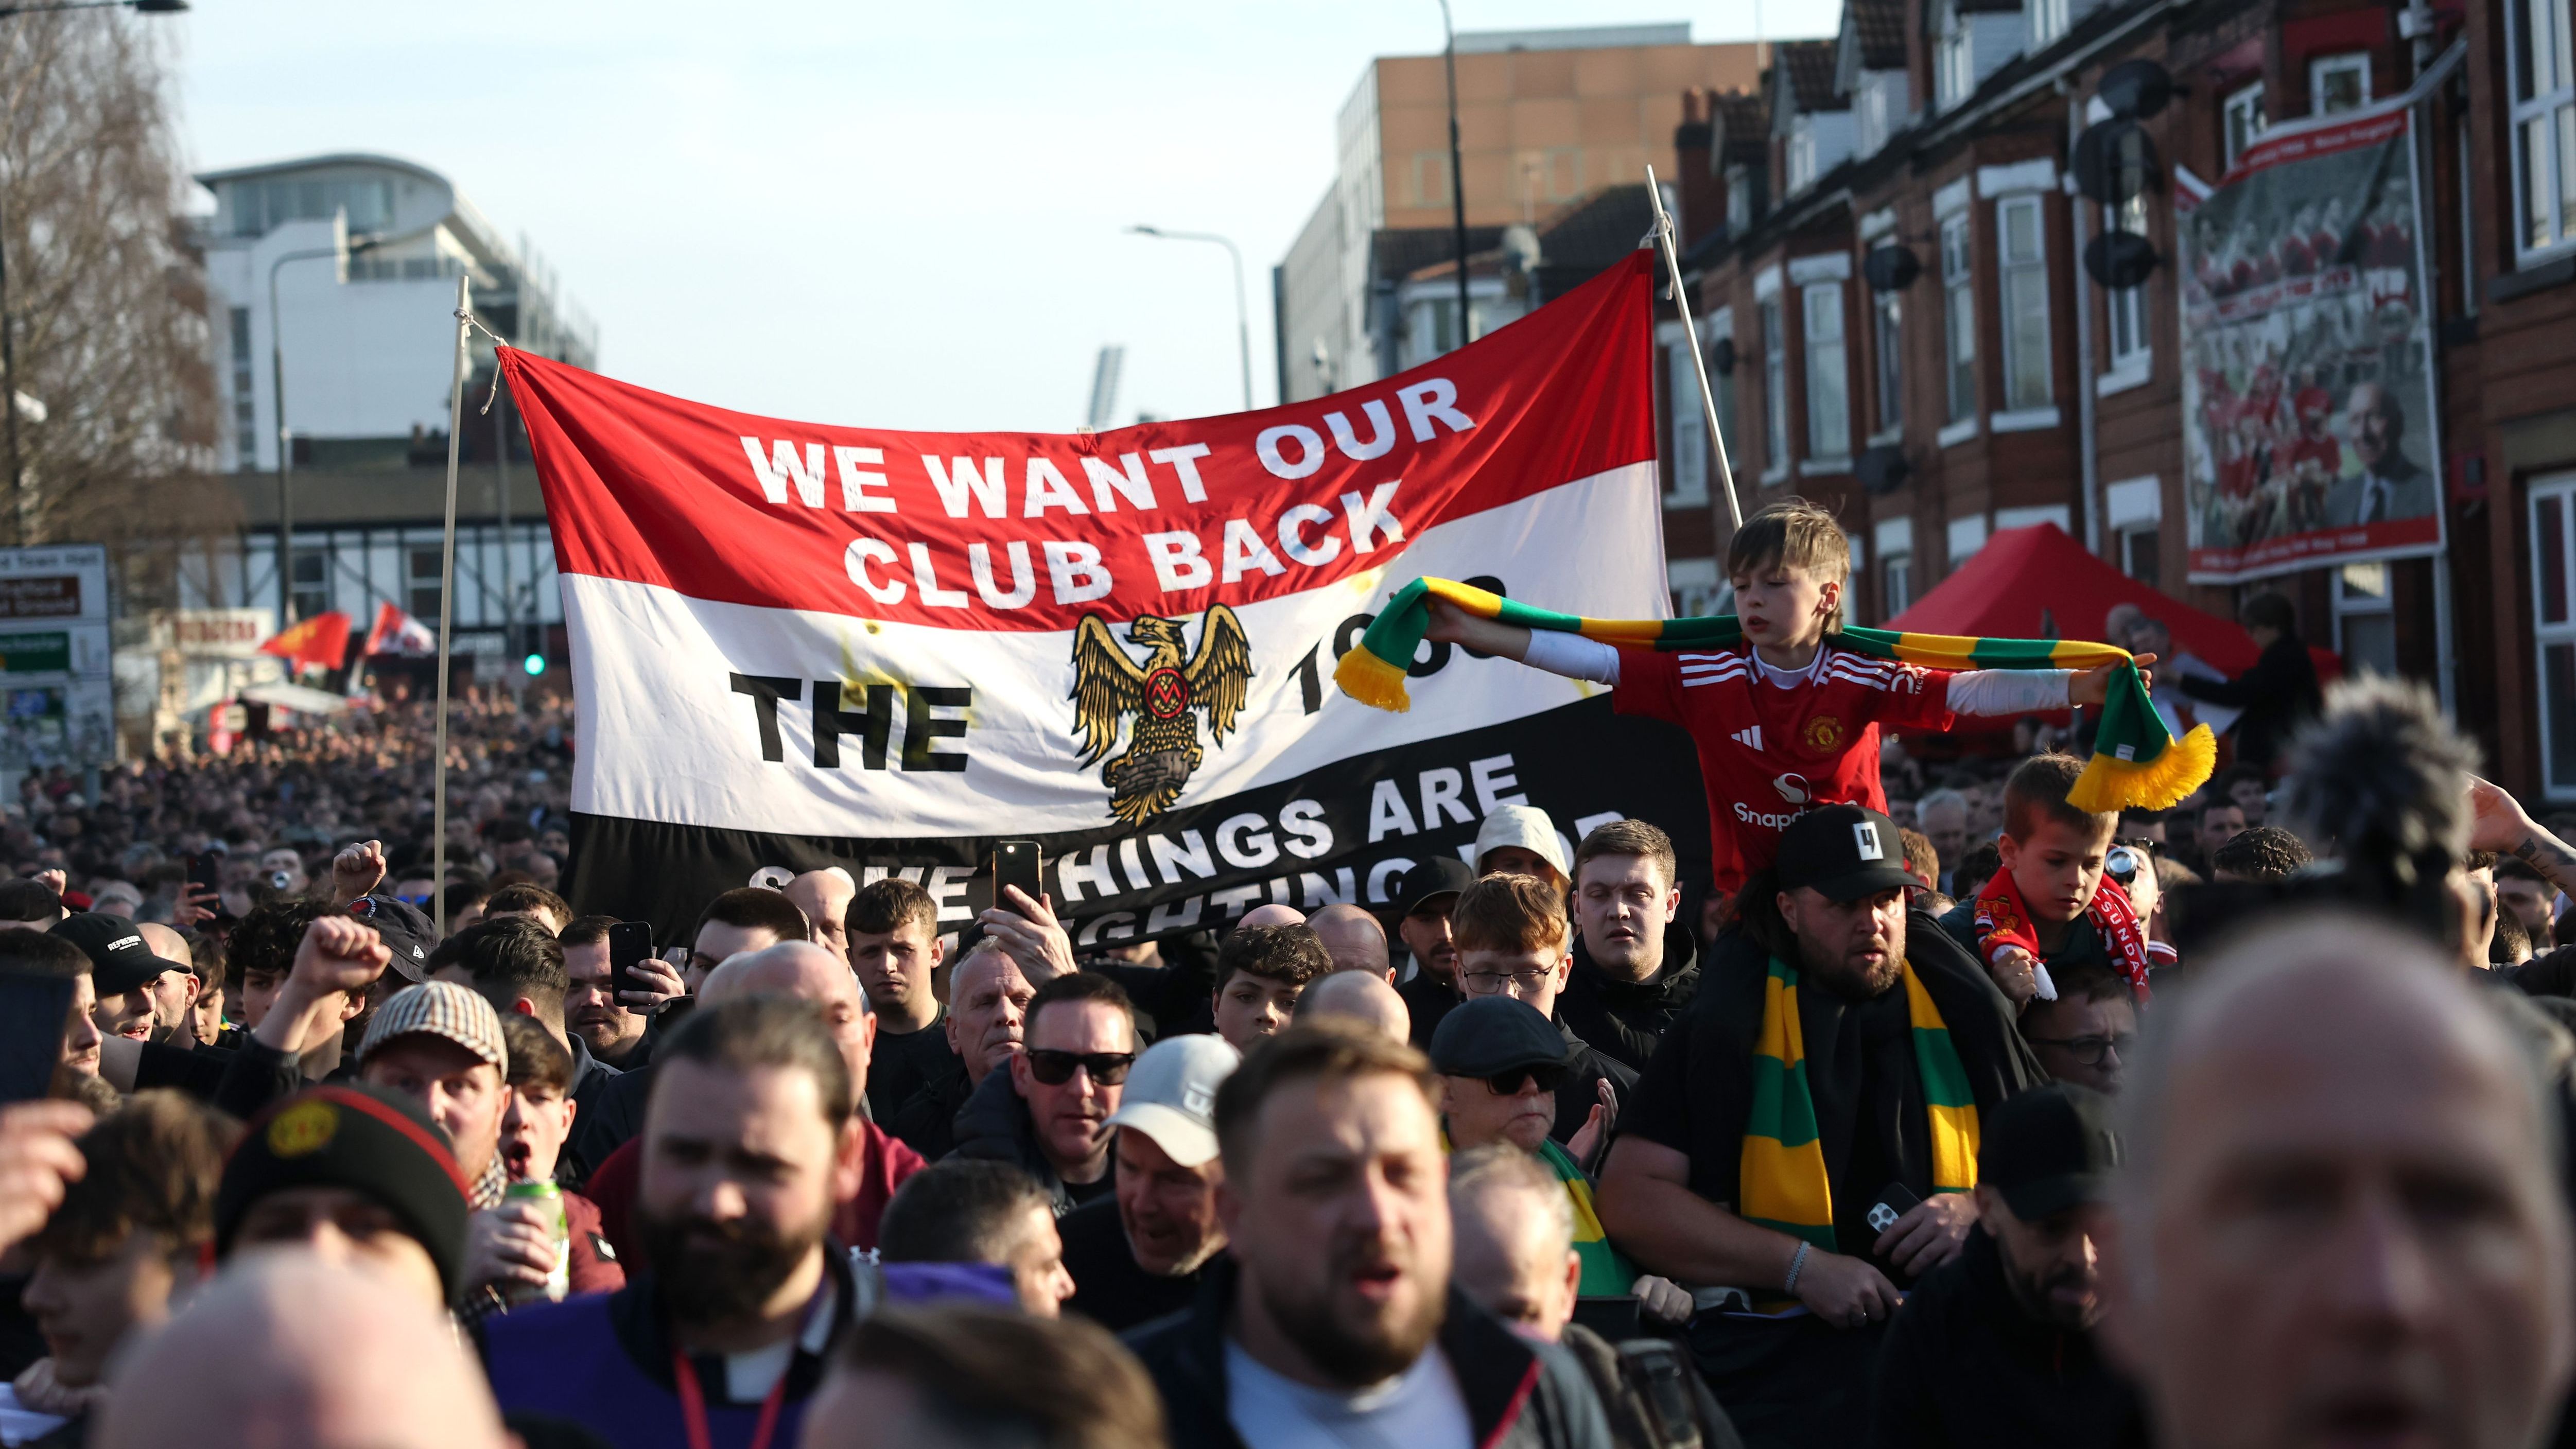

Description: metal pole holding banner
[432,274,470,937]
[1643,165,1744,538]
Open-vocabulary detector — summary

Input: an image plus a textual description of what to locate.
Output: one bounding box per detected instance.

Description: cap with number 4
[1773,804,1919,903]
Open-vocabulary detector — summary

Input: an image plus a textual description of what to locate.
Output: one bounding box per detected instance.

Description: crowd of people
[1,499,2574,1449]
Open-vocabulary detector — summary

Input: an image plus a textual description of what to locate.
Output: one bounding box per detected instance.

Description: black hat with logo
[1774,804,1919,903]
[50,911,185,997]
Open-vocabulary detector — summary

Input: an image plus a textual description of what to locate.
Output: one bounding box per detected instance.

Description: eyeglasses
[2023,1033,2135,1067]
[1460,968,1556,996]
[1025,1049,1136,1087]
[1480,1063,1570,1096]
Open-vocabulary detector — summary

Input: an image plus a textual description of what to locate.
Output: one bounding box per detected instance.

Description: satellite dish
[2084,231,2161,290]
[1862,244,1921,292]
[1857,445,1911,496]
[2074,120,2161,205]
[2097,59,2175,119]
[1711,337,1737,376]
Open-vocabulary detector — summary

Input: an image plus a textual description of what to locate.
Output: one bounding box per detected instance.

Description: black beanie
[215,1084,473,1305]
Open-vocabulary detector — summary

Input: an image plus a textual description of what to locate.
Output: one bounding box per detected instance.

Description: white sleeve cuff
[1945,669,2074,715]
[1520,630,1622,685]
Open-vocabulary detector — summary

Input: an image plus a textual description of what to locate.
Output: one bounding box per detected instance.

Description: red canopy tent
[1886,522,2259,672]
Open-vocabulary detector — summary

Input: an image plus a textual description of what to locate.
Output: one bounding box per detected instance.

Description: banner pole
[1644,165,1744,539]
[432,274,471,937]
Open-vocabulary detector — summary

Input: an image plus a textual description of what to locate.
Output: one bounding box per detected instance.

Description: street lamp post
[0,0,189,545]
[1438,0,1472,347]
[1127,225,1254,413]
[268,237,371,627]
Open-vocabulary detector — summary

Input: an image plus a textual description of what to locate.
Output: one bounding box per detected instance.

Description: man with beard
[1867,1084,2142,1445]
[481,997,869,1447]
[1060,1034,1239,1331]
[889,937,1032,1161]
[1125,1022,1611,1449]
[1595,805,2041,1448]
[1392,858,1474,1050]
[953,972,1134,1213]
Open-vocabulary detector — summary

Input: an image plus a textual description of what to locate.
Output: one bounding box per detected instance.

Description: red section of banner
[504,252,1655,634]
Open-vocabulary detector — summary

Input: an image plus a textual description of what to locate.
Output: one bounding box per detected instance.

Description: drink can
[504,1178,571,1303]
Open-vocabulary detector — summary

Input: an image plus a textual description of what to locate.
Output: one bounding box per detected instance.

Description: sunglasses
[1025,1049,1136,1087]
[1480,1062,1570,1096]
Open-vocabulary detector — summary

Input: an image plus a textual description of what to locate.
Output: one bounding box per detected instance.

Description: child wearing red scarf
[1940,754,2153,1008]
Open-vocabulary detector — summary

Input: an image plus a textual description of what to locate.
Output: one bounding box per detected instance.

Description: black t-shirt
[1064,1172,1117,1209]
[1058,1195,1205,1333]
[866,1016,960,1126]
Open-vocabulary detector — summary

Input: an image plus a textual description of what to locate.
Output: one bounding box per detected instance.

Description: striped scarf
[1739,955,1978,1311]
[1335,577,2214,813]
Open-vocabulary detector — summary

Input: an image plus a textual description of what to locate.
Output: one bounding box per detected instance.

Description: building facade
[1659,0,2576,804]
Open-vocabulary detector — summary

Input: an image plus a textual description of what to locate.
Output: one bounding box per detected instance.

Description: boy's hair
[1572,819,1678,891]
[2495,900,2534,964]
[2001,754,2117,842]
[1898,828,1939,888]
[2211,825,2312,882]
[227,900,346,991]
[693,886,813,945]
[1215,924,1330,996]
[1451,873,1571,956]
[33,1091,239,1264]
[877,1160,1052,1265]
[498,1011,573,1096]
[849,878,937,938]
[483,883,571,928]
[1726,498,1851,631]
[1953,842,2003,900]
[428,917,570,1027]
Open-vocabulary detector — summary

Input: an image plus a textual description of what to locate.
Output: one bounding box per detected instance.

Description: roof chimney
[1673,88,1722,251]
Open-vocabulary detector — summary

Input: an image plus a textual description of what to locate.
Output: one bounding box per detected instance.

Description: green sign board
[0,632,71,675]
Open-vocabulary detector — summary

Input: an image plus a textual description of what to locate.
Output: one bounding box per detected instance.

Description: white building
[187,154,597,670]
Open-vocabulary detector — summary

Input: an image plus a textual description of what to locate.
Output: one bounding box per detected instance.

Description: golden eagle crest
[1069,608,1252,826]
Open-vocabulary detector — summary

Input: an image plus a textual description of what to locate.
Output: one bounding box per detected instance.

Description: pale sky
[179,1,1838,433]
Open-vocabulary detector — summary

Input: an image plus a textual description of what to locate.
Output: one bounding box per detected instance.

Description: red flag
[259,611,351,672]
[362,601,439,657]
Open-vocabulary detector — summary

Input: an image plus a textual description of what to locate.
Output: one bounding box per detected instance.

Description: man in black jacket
[1125,1023,1610,1449]
[1869,1083,2142,1446]
[1392,858,1474,1051]
[2174,591,2321,772]
[1596,806,2044,1449]
[1558,820,1699,1073]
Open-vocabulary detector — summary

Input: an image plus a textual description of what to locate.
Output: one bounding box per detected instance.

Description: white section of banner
[565,461,1665,838]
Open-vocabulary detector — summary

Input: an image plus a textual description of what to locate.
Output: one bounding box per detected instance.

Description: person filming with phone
[1594,805,2044,1448]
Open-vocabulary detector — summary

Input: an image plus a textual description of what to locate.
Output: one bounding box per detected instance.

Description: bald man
[785,868,858,966]
[96,1251,508,1449]
[2101,918,2576,1449]
[1308,902,1391,980]
[1237,903,1305,932]
[133,922,203,1045]
[1293,969,1409,1042]
[584,940,927,1259]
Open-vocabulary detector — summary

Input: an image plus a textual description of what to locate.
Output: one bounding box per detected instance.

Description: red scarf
[1973,863,2153,1002]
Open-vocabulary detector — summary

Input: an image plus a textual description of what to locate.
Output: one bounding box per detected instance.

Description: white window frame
[2119,523,2160,582]
[1708,308,1739,474]
[2223,82,2269,170]
[2333,560,2398,677]
[1788,121,1818,194]
[1802,282,1851,466]
[1936,8,1975,110]
[1872,286,1904,439]
[2509,0,2576,261]
[2533,473,2576,799]
[1667,334,1710,505]
[1942,213,1977,426]
[2102,194,2152,383]
[1882,552,1913,618]
[2030,0,2072,48]
[1761,294,1790,482]
[1996,195,2054,413]
[2310,51,2371,115]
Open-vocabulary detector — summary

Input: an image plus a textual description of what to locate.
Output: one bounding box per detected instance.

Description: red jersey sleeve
[1609,646,1684,725]
[1866,662,1958,734]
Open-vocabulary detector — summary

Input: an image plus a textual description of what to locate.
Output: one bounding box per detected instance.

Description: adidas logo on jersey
[1731,726,1763,750]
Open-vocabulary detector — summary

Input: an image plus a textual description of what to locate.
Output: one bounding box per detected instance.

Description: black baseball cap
[50,912,185,997]
[347,894,437,983]
[1775,805,1918,903]
[1428,995,1572,1077]
[1396,857,1475,917]
[1979,1083,2122,1221]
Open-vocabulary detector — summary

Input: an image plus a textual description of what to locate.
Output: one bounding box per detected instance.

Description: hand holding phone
[606,921,654,1001]
[992,842,1042,918]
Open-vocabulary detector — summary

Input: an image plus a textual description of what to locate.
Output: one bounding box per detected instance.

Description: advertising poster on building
[507,252,1714,944]
[0,545,116,770]
[2177,103,2442,583]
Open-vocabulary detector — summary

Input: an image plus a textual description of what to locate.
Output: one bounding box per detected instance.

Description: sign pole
[432,275,470,937]
[1644,165,1743,540]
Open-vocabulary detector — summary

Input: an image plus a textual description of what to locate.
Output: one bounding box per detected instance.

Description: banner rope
[454,309,515,415]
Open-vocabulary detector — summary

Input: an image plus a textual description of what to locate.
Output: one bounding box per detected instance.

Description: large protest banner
[504,251,1710,944]
[2177,97,2443,583]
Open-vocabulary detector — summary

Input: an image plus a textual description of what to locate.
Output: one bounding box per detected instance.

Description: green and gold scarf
[1335,575,2213,812]
[1739,955,1979,1311]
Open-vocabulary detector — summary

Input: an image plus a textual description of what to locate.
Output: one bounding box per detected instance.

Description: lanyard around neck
[672,1348,787,1449]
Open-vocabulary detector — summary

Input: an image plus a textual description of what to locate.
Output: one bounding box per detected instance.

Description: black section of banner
[563,697,1710,946]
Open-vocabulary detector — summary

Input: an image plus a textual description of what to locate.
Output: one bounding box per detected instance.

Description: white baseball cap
[1474,804,1570,881]
[1102,1034,1241,1168]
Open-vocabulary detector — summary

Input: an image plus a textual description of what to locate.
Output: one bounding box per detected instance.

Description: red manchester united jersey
[1613,643,1956,892]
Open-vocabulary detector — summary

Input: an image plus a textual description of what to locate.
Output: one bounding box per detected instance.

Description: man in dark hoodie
[951,972,1134,1214]
[1125,1022,1611,1449]
[1868,1083,2142,1446]
[1556,820,1699,1073]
